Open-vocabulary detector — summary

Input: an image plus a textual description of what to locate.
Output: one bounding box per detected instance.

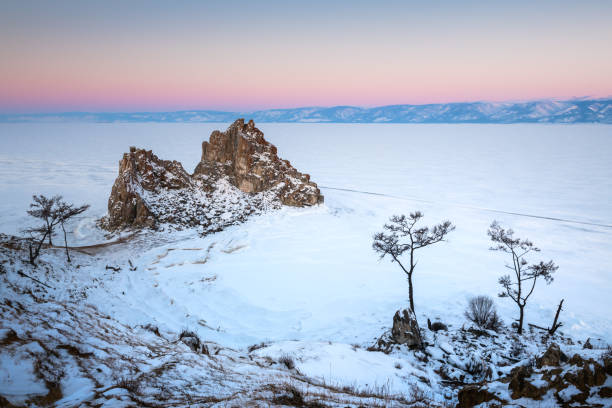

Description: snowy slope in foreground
[1,202,610,406]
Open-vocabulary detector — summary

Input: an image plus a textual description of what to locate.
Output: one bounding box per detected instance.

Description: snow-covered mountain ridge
[3,99,612,123]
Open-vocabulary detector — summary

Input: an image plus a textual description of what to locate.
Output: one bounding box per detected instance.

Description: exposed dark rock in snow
[104,119,323,231]
[457,342,611,407]
[391,309,423,347]
[456,385,499,408]
[536,342,567,368]
[427,318,448,332]
[374,309,423,352]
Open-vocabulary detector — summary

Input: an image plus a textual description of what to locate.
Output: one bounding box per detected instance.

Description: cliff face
[105,119,323,231]
[193,119,322,206]
[106,147,192,229]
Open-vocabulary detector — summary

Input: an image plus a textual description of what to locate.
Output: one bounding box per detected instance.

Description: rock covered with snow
[373,309,423,352]
[457,342,611,407]
[106,147,192,229]
[104,119,323,230]
[194,118,322,207]
[390,309,423,347]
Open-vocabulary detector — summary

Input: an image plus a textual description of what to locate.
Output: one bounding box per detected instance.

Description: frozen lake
[0,122,611,341]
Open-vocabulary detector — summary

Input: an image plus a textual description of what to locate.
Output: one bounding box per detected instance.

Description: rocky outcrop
[107,147,192,229]
[507,364,548,400]
[194,119,322,206]
[104,119,323,231]
[391,309,422,347]
[456,385,498,408]
[536,342,567,368]
[371,309,423,353]
[457,343,611,408]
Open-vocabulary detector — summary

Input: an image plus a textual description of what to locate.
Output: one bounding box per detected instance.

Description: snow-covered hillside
[0,123,611,406]
[2,99,612,123]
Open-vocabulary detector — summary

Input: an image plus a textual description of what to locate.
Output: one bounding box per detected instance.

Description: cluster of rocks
[368,308,611,407]
[104,119,323,232]
[373,309,451,353]
[457,343,612,407]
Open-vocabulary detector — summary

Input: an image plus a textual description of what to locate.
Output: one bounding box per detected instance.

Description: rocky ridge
[104,119,323,231]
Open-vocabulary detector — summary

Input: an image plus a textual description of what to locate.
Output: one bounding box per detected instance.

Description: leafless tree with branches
[26,195,63,246]
[373,212,455,314]
[23,195,89,264]
[488,221,558,334]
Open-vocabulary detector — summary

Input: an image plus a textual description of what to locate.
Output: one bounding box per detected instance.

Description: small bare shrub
[464,355,487,378]
[465,295,503,331]
[117,376,141,394]
[278,353,295,370]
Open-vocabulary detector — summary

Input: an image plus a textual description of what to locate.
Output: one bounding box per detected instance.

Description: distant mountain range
[2,99,611,124]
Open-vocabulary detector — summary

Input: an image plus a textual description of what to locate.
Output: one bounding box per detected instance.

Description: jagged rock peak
[194,118,323,206]
[104,120,323,231]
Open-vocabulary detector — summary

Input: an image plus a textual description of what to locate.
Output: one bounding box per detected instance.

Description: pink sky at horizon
[1,1,611,113]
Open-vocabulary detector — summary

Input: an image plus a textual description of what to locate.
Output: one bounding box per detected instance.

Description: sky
[1,0,611,113]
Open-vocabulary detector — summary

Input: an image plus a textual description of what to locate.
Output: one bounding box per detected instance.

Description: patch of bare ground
[42,232,139,256]
[221,244,247,254]
[151,246,205,265]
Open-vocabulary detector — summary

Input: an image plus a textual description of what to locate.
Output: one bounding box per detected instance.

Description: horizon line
[3,96,612,116]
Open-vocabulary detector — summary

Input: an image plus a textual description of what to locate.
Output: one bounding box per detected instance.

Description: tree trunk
[549,299,564,335]
[61,223,70,263]
[31,230,49,265]
[408,272,415,314]
[518,305,524,334]
[408,248,415,313]
[29,243,35,265]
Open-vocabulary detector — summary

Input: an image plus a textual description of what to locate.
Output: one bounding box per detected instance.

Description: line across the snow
[319,186,612,229]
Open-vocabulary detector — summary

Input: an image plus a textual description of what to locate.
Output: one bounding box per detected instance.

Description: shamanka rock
[194,119,322,207]
[104,119,323,231]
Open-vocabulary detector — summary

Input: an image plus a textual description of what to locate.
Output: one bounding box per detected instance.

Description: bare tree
[24,195,89,264]
[57,202,90,262]
[373,212,455,314]
[528,300,564,335]
[26,195,63,246]
[488,221,558,334]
